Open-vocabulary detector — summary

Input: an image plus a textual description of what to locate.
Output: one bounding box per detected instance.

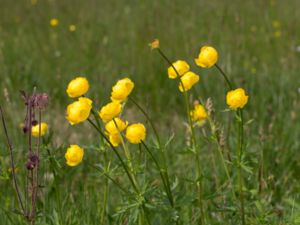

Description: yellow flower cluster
[31,122,48,137]
[167,60,199,92]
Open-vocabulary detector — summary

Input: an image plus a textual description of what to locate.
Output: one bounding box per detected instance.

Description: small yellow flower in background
[195,46,218,68]
[69,24,76,32]
[178,71,199,92]
[272,20,281,29]
[99,102,122,123]
[31,122,48,137]
[149,39,160,50]
[167,60,190,79]
[66,97,92,125]
[50,18,59,27]
[105,117,128,135]
[31,0,38,5]
[191,103,207,122]
[66,77,89,98]
[226,88,249,110]
[65,145,84,166]
[111,78,134,102]
[273,30,282,38]
[126,123,146,144]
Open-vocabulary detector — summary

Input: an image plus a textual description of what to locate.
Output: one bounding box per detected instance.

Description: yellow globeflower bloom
[195,46,218,68]
[65,145,84,167]
[66,77,89,98]
[105,117,128,135]
[109,133,122,147]
[226,88,249,110]
[99,101,122,123]
[126,123,146,144]
[149,39,159,50]
[111,78,134,102]
[191,104,207,122]
[50,18,59,27]
[167,60,190,79]
[31,122,48,137]
[66,97,92,125]
[178,71,199,92]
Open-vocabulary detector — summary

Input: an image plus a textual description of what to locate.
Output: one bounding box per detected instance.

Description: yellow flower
[126,123,146,144]
[65,145,84,167]
[195,46,218,68]
[99,102,122,123]
[66,77,89,98]
[111,78,134,102]
[167,60,190,79]
[273,30,282,38]
[105,117,128,135]
[66,97,92,125]
[31,122,48,137]
[178,71,200,92]
[149,39,160,50]
[272,20,281,29]
[69,24,76,32]
[226,88,249,110]
[109,133,122,147]
[50,18,59,27]
[191,104,207,122]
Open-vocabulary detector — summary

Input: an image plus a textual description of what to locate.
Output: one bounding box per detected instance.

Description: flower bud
[226,88,249,110]
[65,145,84,166]
[167,60,190,79]
[126,123,146,144]
[195,46,218,68]
[66,77,89,98]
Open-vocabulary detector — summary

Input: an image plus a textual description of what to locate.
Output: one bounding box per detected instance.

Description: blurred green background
[0,0,299,224]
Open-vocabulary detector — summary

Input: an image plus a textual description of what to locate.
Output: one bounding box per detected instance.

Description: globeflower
[66,77,89,98]
[65,145,84,166]
[50,18,59,27]
[126,123,146,144]
[109,133,122,147]
[195,46,218,68]
[178,71,200,92]
[111,78,134,102]
[226,88,249,110]
[190,103,207,122]
[105,118,128,135]
[66,97,92,125]
[99,101,122,123]
[167,60,190,79]
[31,122,48,137]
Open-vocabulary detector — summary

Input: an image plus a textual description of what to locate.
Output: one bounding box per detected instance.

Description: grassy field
[0,0,299,224]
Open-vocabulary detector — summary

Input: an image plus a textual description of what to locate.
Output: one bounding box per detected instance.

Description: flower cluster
[64,76,147,166]
[167,60,200,92]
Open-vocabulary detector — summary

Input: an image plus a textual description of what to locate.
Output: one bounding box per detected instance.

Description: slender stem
[156,48,204,224]
[141,141,174,206]
[87,118,139,193]
[0,106,25,214]
[215,64,233,90]
[128,97,174,207]
[236,109,245,225]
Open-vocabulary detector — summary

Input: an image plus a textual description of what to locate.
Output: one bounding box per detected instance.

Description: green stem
[236,109,245,225]
[214,64,233,90]
[128,97,174,207]
[141,141,174,206]
[156,48,204,224]
[87,118,139,193]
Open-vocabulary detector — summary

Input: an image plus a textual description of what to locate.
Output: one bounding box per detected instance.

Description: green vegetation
[0,0,299,224]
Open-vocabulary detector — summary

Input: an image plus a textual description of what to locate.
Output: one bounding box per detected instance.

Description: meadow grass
[0,0,299,224]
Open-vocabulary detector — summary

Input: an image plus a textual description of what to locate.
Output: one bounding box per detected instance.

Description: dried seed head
[206,98,214,115]
[33,93,49,109]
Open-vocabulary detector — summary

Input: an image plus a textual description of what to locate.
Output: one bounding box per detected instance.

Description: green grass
[0,0,300,224]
